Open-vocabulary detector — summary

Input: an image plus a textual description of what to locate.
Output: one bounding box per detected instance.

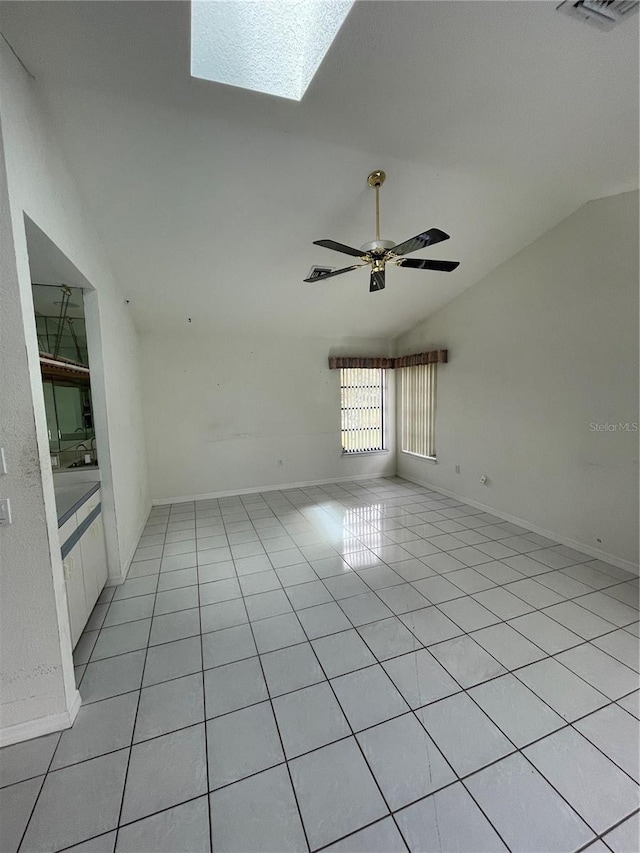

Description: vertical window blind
[340,368,385,453]
[401,362,437,458]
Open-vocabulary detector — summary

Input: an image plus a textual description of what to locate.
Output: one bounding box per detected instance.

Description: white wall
[0,40,150,578]
[0,117,79,742]
[0,39,149,741]
[395,191,639,571]
[140,332,396,501]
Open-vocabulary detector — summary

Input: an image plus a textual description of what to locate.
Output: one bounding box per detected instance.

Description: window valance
[328,357,395,370]
[394,349,448,367]
[328,350,447,370]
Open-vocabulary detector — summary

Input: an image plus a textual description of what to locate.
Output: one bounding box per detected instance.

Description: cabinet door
[63,544,87,648]
[80,514,108,613]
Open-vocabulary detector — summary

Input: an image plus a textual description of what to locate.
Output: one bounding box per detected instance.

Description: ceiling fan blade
[313,239,367,258]
[390,228,450,257]
[370,267,385,292]
[396,258,460,272]
[303,264,361,283]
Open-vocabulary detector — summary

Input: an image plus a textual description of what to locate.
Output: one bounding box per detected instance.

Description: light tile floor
[2,477,639,852]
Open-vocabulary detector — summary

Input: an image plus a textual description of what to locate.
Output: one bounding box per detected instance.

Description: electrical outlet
[479,474,488,485]
[455,465,460,474]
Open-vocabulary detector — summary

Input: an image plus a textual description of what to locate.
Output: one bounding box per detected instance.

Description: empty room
[0,2,638,852]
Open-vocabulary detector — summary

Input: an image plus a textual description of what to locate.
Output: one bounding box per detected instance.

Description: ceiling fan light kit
[304,170,460,292]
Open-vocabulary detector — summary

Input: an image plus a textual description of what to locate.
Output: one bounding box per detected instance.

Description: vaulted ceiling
[1,1,637,338]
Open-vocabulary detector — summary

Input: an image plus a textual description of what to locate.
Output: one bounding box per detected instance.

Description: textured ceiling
[0,0,637,339]
[191,0,353,100]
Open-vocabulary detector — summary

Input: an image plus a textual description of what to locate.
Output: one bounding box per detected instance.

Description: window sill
[342,450,389,457]
[401,451,437,464]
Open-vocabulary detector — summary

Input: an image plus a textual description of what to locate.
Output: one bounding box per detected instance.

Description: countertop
[54,480,101,527]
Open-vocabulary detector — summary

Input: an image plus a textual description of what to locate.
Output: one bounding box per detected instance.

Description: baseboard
[151,472,391,506]
[0,689,81,747]
[116,503,153,584]
[402,473,640,576]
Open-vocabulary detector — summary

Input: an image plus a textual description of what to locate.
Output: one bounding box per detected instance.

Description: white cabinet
[63,542,88,648]
[60,487,108,649]
[80,513,108,613]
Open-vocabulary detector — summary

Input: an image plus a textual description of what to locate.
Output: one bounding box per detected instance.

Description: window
[401,363,437,458]
[340,368,385,453]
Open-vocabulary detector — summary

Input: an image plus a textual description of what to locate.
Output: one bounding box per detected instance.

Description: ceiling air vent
[557,0,639,30]
[306,266,334,281]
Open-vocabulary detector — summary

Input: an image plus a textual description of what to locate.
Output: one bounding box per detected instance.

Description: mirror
[32,284,97,469]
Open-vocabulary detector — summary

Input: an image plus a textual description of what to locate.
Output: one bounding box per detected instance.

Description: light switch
[0,498,12,526]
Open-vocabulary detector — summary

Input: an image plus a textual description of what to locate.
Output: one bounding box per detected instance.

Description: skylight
[190,1,353,101]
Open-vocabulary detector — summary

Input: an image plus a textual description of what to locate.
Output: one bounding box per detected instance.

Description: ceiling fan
[304,170,460,292]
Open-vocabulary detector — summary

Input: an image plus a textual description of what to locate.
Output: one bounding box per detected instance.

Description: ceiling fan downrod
[361,170,395,255]
[367,169,385,242]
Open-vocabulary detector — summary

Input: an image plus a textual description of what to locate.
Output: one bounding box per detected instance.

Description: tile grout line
[9,478,638,852]
[278,540,541,853]
[276,577,413,853]
[582,805,640,851]
[111,517,164,849]
[53,789,211,852]
[15,737,61,853]
[90,570,639,656]
[325,496,638,845]
[129,514,638,635]
[194,484,639,848]
[221,538,314,853]
[194,504,215,853]
[11,663,637,792]
[73,578,638,723]
[67,544,633,732]
[14,665,635,796]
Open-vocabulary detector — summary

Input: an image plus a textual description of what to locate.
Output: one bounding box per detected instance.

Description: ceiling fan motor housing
[359,238,395,255]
